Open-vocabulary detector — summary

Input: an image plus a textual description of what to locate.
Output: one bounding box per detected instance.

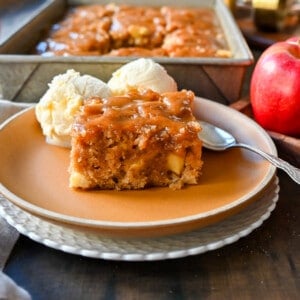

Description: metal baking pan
[0,0,253,104]
[0,0,66,54]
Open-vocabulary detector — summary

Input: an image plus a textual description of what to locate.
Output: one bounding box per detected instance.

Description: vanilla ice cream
[107,58,178,95]
[35,69,111,148]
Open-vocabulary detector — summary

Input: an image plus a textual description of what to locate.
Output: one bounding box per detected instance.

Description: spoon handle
[234,143,300,184]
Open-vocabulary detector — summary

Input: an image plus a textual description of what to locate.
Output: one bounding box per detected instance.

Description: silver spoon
[198,120,300,184]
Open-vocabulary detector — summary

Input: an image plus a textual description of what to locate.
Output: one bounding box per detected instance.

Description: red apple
[250,37,300,137]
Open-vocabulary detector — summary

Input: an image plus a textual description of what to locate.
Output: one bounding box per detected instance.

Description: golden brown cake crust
[69,88,203,190]
[36,4,231,58]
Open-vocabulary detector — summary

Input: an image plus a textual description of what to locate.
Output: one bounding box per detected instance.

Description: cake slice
[69,88,203,190]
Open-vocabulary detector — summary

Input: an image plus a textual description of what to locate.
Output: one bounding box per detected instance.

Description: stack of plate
[0,97,279,261]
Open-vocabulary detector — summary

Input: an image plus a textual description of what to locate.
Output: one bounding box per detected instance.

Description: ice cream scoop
[35,69,111,148]
[107,58,178,95]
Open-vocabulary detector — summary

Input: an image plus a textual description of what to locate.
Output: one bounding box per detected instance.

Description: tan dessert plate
[0,97,277,237]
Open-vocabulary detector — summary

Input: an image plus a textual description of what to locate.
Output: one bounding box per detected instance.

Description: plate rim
[0,97,277,231]
[0,177,279,261]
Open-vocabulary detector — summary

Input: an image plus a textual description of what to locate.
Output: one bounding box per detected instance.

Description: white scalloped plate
[0,177,279,261]
[0,97,277,237]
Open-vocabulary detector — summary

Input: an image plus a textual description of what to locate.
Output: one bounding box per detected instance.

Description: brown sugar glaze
[75,89,199,156]
[36,4,231,58]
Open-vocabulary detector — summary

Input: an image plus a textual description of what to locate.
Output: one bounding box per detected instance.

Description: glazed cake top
[72,88,201,154]
[36,4,231,58]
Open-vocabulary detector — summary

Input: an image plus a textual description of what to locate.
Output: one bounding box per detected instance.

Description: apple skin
[250,38,300,137]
